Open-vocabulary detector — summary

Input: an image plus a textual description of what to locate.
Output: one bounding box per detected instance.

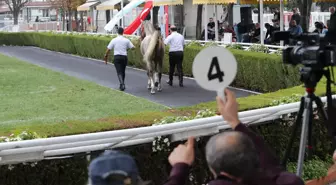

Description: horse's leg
[147,71,151,89]
[154,61,159,88]
[146,59,155,94]
[149,68,155,94]
[157,59,163,92]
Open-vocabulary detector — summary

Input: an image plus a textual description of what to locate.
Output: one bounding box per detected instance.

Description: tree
[1,0,28,25]
[196,4,203,39]
[300,0,312,32]
[49,0,85,31]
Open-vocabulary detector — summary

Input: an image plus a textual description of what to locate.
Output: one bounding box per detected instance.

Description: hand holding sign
[192,46,237,102]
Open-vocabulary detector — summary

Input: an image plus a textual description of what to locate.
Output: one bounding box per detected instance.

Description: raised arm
[216,89,280,170]
[163,138,195,185]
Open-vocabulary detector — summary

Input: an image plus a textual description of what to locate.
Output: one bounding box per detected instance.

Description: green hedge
[0,32,301,92]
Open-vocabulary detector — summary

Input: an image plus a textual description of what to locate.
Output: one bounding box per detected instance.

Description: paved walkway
[0,46,258,107]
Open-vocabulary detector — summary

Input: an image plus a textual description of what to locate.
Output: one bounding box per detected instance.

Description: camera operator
[164,89,304,185]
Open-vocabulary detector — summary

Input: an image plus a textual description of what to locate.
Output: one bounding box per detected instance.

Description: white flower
[164,138,169,143]
[8,165,14,171]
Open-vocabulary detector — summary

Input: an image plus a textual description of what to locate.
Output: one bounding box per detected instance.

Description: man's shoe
[166,80,172,86]
[119,84,125,91]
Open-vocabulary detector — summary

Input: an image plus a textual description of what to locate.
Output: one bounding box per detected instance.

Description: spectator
[313,22,323,33]
[272,8,280,23]
[236,20,248,42]
[89,150,151,185]
[164,89,304,185]
[291,8,301,25]
[323,20,330,34]
[329,7,336,32]
[222,22,236,42]
[264,23,279,44]
[250,23,260,43]
[288,20,303,36]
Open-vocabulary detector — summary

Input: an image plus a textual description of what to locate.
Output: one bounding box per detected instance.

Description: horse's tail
[144,30,159,63]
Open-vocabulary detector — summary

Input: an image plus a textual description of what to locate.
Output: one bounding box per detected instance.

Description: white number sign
[192,46,237,101]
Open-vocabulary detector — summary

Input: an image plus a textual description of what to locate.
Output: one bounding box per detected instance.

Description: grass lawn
[1,53,335,137]
[0,54,167,135]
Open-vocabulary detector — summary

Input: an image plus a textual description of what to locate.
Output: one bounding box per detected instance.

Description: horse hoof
[155,82,159,87]
[158,88,162,92]
[151,91,155,94]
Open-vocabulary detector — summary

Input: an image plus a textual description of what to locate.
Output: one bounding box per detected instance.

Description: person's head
[255,23,260,29]
[118,27,124,35]
[293,8,298,13]
[290,20,297,26]
[170,25,177,32]
[205,131,259,182]
[265,23,271,29]
[209,17,214,22]
[223,22,229,29]
[330,6,335,14]
[315,22,323,30]
[89,150,150,185]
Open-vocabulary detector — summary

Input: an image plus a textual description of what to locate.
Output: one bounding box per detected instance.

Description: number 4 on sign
[208,57,225,82]
[192,46,237,102]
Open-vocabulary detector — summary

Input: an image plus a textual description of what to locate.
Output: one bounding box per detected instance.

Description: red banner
[124,1,153,35]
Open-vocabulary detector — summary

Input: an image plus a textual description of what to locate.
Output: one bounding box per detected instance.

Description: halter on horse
[140,21,165,94]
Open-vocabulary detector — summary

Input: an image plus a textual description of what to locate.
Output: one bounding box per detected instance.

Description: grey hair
[205,131,259,180]
[223,22,229,28]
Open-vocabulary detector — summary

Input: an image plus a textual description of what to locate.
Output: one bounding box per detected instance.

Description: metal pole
[204,4,208,41]
[214,5,218,41]
[170,6,174,25]
[151,8,153,24]
[136,7,140,35]
[121,0,124,27]
[260,0,264,45]
[280,0,284,46]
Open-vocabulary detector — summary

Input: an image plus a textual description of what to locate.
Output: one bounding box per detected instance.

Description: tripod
[281,69,329,177]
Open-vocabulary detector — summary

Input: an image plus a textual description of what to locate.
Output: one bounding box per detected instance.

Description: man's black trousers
[168,51,184,84]
[114,55,128,84]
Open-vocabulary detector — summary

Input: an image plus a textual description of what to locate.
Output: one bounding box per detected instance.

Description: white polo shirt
[107,35,134,56]
[164,31,185,52]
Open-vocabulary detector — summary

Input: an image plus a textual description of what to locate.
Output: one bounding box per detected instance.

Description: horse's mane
[142,20,155,36]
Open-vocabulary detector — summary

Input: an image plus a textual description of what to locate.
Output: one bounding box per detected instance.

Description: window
[42,9,49,17]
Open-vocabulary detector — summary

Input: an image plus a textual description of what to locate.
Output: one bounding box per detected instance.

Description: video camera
[273,31,336,68]
[273,31,336,88]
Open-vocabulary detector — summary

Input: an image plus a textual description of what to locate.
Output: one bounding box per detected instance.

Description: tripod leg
[307,107,313,160]
[296,96,313,177]
[314,96,328,121]
[282,97,305,168]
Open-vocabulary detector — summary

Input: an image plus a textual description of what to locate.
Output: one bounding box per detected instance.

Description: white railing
[0,95,335,165]
[184,39,284,53]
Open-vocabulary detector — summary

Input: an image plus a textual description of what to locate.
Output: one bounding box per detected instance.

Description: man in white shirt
[164,25,185,87]
[104,27,135,91]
